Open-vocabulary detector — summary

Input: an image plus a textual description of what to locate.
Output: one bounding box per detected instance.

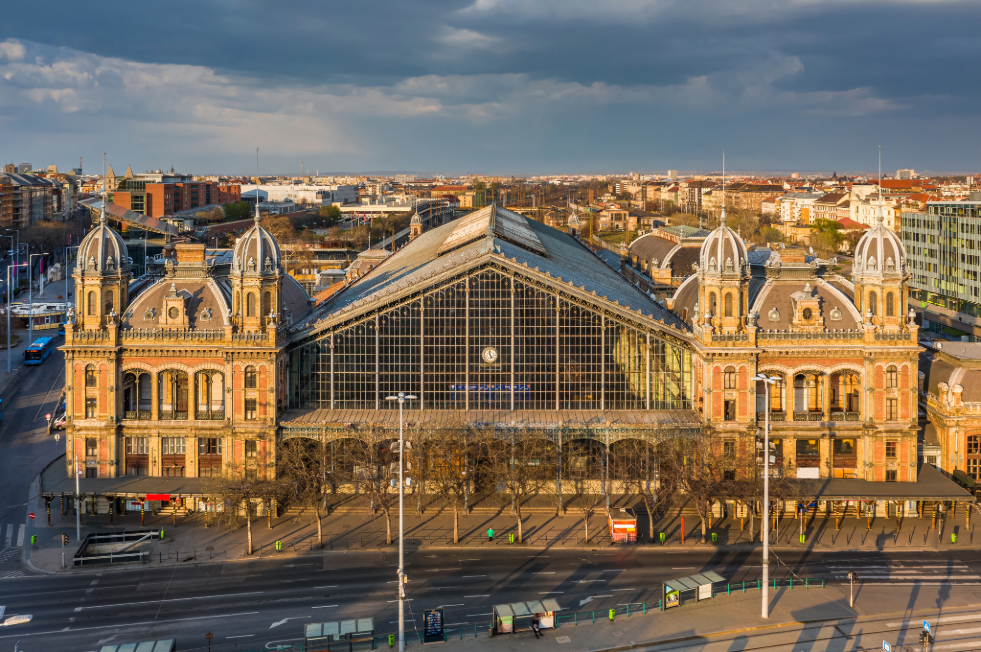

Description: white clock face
[481,346,498,364]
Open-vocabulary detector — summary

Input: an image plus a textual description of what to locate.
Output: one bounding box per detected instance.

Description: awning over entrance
[793,464,973,502]
[42,472,207,499]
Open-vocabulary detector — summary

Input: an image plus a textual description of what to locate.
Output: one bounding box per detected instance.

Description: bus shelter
[98,640,175,652]
[306,618,374,652]
[491,599,562,635]
[662,571,725,609]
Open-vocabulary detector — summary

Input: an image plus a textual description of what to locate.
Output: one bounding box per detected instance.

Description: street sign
[28,513,34,520]
[923,621,931,633]
[882,641,890,652]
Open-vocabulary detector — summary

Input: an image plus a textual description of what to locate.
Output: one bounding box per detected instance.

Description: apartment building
[0,172,58,228]
[901,197,981,340]
[111,168,240,218]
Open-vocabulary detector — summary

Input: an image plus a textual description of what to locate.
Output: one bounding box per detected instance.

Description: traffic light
[61,533,69,545]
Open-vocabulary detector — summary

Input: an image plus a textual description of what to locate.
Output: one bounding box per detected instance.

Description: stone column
[822,373,831,421]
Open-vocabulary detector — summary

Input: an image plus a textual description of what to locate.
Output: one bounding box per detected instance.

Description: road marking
[311,606,338,609]
[437,604,464,608]
[387,599,414,603]
[578,580,606,583]
[943,626,981,635]
[888,614,981,627]
[270,617,304,629]
[592,595,614,598]
[467,614,490,617]
[0,612,263,640]
[90,579,99,585]
[227,635,255,639]
[603,569,626,572]
[671,567,693,570]
[464,595,489,598]
[533,572,555,575]
[446,622,470,626]
[612,588,636,591]
[15,525,24,547]
[73,591,264,610]
[462,575,487,578]
[539,591,564,594]
[315,585,338,589]
[3,525,10,547]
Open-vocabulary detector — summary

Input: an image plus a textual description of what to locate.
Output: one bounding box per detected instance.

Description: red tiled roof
[837,217,868,230]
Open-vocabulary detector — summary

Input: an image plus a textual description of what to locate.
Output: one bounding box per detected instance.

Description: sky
[0,0,979,177]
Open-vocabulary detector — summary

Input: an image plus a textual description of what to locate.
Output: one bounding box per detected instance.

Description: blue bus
[24,337,55,365]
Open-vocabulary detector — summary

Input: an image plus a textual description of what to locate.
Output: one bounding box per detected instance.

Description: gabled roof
[294,204,688,337]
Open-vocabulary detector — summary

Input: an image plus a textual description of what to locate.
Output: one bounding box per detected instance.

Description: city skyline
[2,0,979,174]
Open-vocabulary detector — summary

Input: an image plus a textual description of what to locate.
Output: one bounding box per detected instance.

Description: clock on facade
[481,346,498,364]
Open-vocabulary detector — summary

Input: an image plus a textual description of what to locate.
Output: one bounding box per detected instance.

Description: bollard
[574,613,577,626]
[711,532,718,544]
[608,608,615,624]
[806,578,809,589]
[659,532,666,545]
[160,530,166,539]
[789,579,792,590]
[742,581,746,593]
[592,611,595,623]
[952,532,958,544]
[31,535,36,545]
[800,533,805,544]
[275,540,283,552]
[509,533,515,544]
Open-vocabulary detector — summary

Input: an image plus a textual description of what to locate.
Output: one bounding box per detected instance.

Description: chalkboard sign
[424,609,444,643]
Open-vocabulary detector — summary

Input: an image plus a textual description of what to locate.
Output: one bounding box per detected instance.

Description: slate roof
[296,204,687,335]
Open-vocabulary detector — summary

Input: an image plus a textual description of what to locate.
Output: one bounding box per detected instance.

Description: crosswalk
[818,558,981,584]
[3,523,25,548]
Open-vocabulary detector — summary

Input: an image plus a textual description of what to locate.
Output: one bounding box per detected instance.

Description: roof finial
[100,152,107,225]
[719,149,726,226]
[876,145,884,224]
[254,147,262,225]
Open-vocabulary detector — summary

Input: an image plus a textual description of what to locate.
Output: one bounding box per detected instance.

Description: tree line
[202,429,809,553]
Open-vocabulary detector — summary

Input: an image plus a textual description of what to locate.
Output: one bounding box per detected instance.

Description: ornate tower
[230,208,284,332]
[852,204,912,333]
[694,211,750,337]
[409,211,422,241]
[73,209,131,330]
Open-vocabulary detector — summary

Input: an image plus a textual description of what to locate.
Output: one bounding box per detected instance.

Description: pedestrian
[532,617,541,639]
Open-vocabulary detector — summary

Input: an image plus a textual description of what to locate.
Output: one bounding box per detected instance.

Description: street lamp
[385,391,416,652]
[65,245,80,308]
[5,230,19,286]
[5,262,27,373]
[751,374,779,619]
[28,253,48,344]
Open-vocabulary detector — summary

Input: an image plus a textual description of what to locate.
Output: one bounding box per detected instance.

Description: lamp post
[28,253,48,344]
[385,391,416,652]
[65,245,79,307]
[74,452,82,541]
[752,374,778,619]
[6,229,19,287]
[6,263,27,373]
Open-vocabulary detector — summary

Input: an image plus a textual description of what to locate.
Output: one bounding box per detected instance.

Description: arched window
[195,371,225,419]
[246,293,256,317]
[886,365,898,389]
[869,291,878,316]
[105,290,114,314]
[158,370,189,420]
[234,292,240,316]
[709,292,717,316]
[85,364,97,387]
[262,291,271,318]
[87,291,96,316]
[244,366,257,389]
[723,366,737,389]
[886,292,895,316]
[724,293,733,318]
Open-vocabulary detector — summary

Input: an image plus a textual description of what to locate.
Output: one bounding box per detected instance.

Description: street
[3,541,981,650]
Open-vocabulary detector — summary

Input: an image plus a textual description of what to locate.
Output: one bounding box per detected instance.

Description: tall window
[885,441,897,458]
[85,365,97,387]
[126,437,149,454]
[247,292,256,317]
[245,398,257,420]
[886,292,895,316]
[85,398,97,419]
[199,437,223,456]
[245,440,257,459]
[161,437,185,454]
[709,292,717,317]
[244,366,257,389]
[723,366,737,389]
[724,399,736,421]
[886,398,898,420]
[87,291,96,316]
[886,365,898,389]
[869,291,878,316]
[968,435,981,480]
[85,438,98,456]
[105,290,114,314]
[724,293,733,318]
[723,440,735,458]
[261,291,271,318]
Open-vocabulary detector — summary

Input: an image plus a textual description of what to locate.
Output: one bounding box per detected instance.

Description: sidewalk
[0,326,35,401]
[25,491,981,574]
[408,582,981,652]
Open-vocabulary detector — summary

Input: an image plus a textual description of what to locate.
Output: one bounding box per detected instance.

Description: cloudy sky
[1,0,978,176]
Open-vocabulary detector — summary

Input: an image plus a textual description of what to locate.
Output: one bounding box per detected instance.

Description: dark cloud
[0,0,978,173]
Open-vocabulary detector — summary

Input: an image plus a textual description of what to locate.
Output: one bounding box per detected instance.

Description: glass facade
[288,268,692,411]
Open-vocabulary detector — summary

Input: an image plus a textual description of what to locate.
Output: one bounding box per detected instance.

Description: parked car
[52,413,67,430]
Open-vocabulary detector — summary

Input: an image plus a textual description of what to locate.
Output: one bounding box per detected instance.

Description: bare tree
[484,431,550,543]
[564,439,604,544]
[617,439,664,541]
[661,437,732,544]
[278,438,331,549]
[205,465,279,555]
[427,427,485,543]
[340,429,401,545]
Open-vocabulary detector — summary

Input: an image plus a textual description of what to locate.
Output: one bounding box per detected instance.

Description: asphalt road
[2,547,981,652]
